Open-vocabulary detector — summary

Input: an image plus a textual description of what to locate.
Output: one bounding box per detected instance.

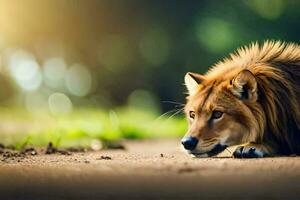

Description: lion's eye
[211,110,223,120]
[189,111,196,119]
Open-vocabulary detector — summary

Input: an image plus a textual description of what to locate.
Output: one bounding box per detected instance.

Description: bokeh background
[0,0,299,147]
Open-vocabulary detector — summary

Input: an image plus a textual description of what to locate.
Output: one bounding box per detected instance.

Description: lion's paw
[233,145,269,158]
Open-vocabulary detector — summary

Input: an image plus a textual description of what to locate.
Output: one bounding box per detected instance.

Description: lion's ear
[184,72,204,95]
[229,70,257,102]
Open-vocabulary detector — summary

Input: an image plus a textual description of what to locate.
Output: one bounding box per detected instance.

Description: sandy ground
[1,139,300,200]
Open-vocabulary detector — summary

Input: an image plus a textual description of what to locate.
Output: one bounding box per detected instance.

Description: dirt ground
[1,139,300,200]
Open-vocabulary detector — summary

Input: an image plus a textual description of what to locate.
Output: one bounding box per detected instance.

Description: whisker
[174,104,185,109]
[155,108,182,121]
[155,100,185,121]
[161,100,185,106]
[225,148,232,155]
[162,101,185,109]
[166,107,184,120]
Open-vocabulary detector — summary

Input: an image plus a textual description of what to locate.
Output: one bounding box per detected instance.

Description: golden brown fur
[183,41,300,157]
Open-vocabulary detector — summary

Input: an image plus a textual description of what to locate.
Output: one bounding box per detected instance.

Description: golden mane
[207,41,300,154]
[206,41,300,78]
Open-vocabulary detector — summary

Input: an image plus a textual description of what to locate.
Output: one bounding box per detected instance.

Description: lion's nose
[181,136,198,150]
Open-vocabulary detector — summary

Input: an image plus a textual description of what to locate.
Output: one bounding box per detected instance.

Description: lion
[182,41,300,158]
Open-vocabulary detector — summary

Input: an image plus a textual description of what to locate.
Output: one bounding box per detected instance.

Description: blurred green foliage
[0,108,186,147]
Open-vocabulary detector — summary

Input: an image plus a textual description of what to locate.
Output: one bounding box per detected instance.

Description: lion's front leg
[233,143,274,158]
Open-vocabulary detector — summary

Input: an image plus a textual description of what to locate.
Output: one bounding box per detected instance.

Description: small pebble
[98,156,112,160]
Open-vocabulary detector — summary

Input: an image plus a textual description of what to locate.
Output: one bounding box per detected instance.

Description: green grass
[0,107,186,148]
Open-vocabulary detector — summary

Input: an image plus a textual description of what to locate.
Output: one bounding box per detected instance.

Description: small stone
[58,150,72,156]
[45,142,57,154]
[91,139,102,151]
[97,156,112,160]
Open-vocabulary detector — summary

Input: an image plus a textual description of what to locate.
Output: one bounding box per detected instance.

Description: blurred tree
[0,0,299,112]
